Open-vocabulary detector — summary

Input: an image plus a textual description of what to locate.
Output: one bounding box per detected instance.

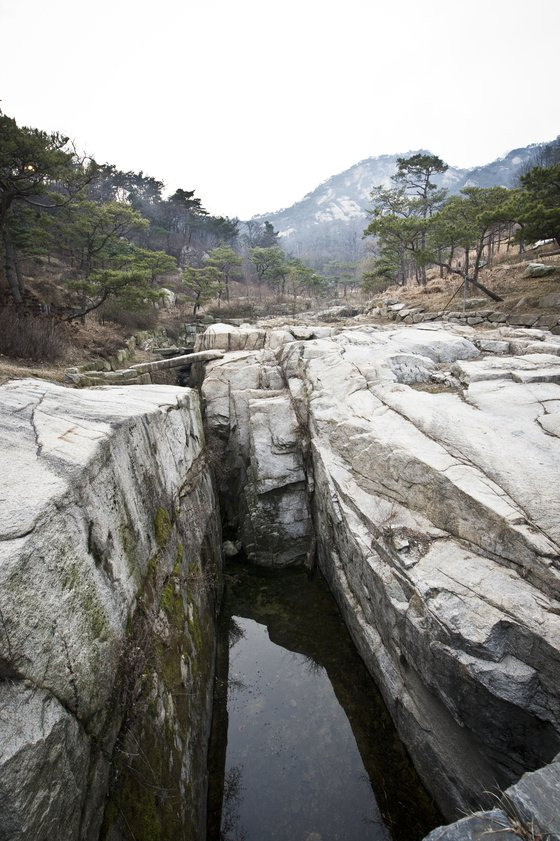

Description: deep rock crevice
[197,320,560,839]
[1,318,560,841]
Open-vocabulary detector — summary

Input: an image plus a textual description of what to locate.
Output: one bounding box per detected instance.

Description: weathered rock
[452,352,560,386]
[0,380,221,841]
[522,262,557,278]
[129,348,224,373]
[314,305,362,320]
[505,753,560,838]
[541,292,560,308]
[222,539,241,557]
[538,412,560,437]
[197,320,560,826]
[538,313,560,329]
[0,684,89,841]
[288,324,334,340]
[425,753,560,841]
[475,338,510,354]
[201,338,313,566]
[508,312,541,327]
[241,393,312,565]
[424,810,519,841]
[463,297,488,310]
[194,322,267,352]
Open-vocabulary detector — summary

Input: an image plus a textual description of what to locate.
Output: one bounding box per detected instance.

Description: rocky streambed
[1,318,559,840]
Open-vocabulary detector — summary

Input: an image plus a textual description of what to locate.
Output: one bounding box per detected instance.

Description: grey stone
[476,339,510,354]
[538,314,560,329]
[522,262,557,278]
[505,756,560,838]
[428,755,560,841]
[129,349,224,373]
[508,313,540,327]
[541,293,560,308]
[423,810,518,841]
[463,297,488,310]
[197,320,560,821]
[0,380,221,840]
[0,684,89,841]
[222,540,242,557]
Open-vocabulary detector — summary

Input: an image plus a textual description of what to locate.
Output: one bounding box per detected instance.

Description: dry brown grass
[0,357,67,386]
[0,309,71,363]
[371,245,560,316]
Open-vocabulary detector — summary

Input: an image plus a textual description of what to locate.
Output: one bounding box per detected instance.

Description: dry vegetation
[1,242,559,388]
[369,243,560,317]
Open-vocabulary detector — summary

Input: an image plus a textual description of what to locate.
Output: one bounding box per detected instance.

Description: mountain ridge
[252,138,557,267]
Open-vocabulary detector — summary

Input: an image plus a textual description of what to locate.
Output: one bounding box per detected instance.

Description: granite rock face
[200,322,560,822]
[0,380,221,841]
[202,341,313,566]
[425,753,560,841]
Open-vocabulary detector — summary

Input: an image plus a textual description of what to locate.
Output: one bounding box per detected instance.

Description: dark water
[207,563,441,841]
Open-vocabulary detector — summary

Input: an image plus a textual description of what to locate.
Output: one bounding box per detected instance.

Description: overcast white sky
[2,0,559,219]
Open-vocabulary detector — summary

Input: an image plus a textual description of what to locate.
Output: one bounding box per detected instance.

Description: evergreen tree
[515,163,560,248]
[206,245,242,301]
[182,265,223,314]
[0,110,97,302]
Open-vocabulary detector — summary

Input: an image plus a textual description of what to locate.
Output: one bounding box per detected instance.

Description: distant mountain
[253,140,555,268]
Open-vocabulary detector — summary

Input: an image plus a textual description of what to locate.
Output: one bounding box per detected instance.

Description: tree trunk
[2,230,24,304]
[468,277,503,302]
[463,248,469,312]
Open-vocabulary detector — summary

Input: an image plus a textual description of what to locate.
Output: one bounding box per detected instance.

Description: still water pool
[207,563,441,841]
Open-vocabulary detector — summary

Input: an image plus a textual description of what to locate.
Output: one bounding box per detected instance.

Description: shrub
[98,301,159,330]
[205,299,255,320]
[0,307,70,362]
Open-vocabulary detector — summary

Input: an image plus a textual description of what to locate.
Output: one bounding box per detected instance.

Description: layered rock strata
[199,321,560,824]
[0,380,221,841]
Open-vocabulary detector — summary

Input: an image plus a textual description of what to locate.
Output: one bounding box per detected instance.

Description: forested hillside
[255,138,560,273]
[1,108,559,371]
[361,146,560,297]
[0,110,325,362]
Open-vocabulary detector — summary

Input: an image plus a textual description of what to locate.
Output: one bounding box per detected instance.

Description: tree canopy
[363,150,560,301]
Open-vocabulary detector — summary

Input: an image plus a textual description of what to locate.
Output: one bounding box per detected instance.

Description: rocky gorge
[197,320,560,835]
[1,318,559,840]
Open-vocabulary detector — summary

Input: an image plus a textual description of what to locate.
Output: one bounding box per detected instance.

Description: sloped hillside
[254,141,556,267]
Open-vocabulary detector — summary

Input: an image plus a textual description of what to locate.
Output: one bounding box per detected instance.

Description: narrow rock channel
[1,319,560,841]
[207,563,441,841]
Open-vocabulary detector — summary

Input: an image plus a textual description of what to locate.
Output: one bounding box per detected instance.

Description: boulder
[194,322,266,352]
[522,262,557,278]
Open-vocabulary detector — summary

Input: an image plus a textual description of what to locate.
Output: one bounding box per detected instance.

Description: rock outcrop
[0,380,221,841]
[425,753,560,841]
[199,321,560,824]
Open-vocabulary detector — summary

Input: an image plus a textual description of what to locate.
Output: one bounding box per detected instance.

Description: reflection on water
[207,563,441,841]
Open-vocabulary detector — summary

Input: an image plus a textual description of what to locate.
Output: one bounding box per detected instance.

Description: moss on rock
[154,507,172,548]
